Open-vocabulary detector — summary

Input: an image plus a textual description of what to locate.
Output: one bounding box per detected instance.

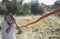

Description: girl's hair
[4,13,15,26]
[4,13,13,20]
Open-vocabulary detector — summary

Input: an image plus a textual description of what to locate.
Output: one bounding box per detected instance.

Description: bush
[31,3,45,15]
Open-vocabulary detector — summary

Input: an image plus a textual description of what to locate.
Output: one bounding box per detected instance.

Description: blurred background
[0,0,60,39]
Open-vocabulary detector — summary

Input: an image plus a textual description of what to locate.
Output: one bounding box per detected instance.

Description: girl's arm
[14,21,22,34]
[6,26,12,33]
[12,17,21,29]
[15,23,20,29]
[6,22,13,33]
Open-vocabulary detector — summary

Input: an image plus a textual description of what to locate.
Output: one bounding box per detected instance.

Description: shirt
[0,20,16,39]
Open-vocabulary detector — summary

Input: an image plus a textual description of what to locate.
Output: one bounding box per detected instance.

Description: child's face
[5,15,11,23]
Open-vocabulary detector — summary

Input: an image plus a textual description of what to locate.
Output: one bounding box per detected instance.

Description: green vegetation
[0,0,45,15]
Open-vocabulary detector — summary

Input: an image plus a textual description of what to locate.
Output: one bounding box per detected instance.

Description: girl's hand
[12,17,16,24]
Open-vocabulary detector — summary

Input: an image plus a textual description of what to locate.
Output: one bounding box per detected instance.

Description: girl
[0,13,21,39]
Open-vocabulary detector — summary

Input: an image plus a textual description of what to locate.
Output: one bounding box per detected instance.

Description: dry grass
[0,15,60,39]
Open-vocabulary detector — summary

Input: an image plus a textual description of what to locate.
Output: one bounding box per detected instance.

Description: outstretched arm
[12,17,21,29]
[13,20,22,34]
[15,22,20,29]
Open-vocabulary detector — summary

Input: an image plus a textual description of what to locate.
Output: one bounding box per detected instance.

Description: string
[21,8,60,27]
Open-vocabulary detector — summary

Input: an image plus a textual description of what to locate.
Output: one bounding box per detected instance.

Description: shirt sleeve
[13,23,16,28]
[0,21,3,27]
[0,23,1,28]
[0,20,5,27]
[0,21,3,29]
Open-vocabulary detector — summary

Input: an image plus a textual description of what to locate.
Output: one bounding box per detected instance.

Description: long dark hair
[4,13,15,26]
